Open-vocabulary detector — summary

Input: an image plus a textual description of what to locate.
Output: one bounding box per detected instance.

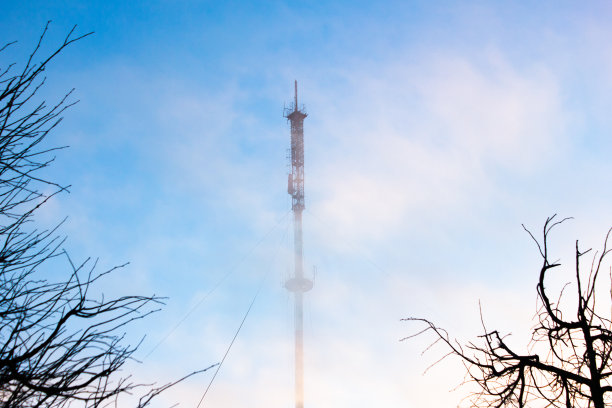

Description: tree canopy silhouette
[0,23,209,407]
[406,216,612,408]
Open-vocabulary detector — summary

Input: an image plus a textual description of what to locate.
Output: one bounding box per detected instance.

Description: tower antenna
[284,81,311,408]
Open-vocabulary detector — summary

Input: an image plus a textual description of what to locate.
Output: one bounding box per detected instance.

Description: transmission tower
[284,80,312,408]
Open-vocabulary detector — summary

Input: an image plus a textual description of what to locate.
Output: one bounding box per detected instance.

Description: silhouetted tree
[0,23,208,407]
[405,216,612,408]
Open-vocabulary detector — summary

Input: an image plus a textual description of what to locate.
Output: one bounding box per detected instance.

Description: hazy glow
[2,2,612,407]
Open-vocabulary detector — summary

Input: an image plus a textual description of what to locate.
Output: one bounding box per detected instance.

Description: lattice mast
[284,80,312,408]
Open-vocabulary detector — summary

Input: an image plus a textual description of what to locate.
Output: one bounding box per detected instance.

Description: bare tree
[0,23,209,407]
[405,215,612,408]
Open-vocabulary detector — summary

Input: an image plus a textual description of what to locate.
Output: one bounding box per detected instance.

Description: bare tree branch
[0,24,210,407]
[405,217,612,408]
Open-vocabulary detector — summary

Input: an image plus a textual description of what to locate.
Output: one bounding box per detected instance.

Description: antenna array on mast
[284,81,312,408]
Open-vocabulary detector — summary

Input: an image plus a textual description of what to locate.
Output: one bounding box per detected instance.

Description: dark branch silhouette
[404,215,612,408]
[0,23,208,407]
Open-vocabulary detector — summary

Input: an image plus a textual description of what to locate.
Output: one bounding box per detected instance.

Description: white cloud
[306,51,566,248]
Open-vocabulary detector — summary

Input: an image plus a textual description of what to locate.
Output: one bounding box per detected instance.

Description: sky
[2,1,612,407]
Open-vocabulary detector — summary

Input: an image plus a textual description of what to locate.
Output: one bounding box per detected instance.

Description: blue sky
[2,1,612,407]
